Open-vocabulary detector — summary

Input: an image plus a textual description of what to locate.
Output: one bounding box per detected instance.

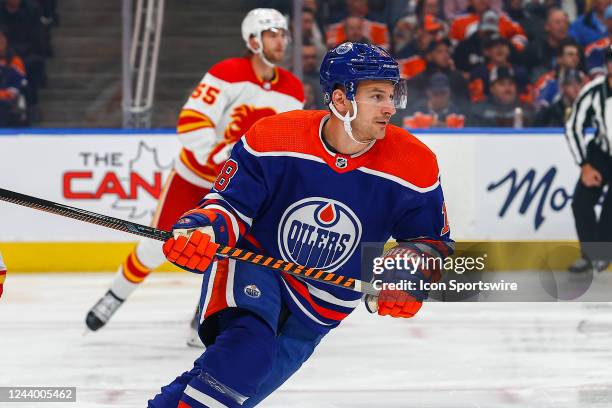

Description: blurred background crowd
[3,0,612,129]
[267,0,611,129]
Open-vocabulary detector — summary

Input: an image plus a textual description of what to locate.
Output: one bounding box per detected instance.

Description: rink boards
[0,128,583,271]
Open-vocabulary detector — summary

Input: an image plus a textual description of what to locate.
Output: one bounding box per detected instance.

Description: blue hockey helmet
[319,42,405,107]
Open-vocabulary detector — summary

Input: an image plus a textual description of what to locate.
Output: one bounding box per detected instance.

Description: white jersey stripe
[184,385,229,408]
[226,259,237,308]
[204,192,253,226]
[201,262,218,323]
[243,136,439,193]
[242,136,326,164]
[303,281,361,308]
[358,167,440,192]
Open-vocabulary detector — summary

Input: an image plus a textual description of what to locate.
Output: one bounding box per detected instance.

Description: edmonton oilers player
[149,42,452,407]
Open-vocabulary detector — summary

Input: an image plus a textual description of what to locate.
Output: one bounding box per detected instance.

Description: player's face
[353,81,397,141]
[261,29,288,64]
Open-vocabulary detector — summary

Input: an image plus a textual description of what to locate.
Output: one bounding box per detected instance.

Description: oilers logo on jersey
[278,197,362,272]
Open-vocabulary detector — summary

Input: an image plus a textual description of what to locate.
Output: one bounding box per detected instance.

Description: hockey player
[85,8,304,340]
[148,42,452,408]
[0,251,6,299]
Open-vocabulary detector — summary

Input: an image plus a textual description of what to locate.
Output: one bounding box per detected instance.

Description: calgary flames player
[84,8,304,344]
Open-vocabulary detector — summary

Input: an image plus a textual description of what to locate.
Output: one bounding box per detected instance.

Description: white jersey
[176,57,304,187]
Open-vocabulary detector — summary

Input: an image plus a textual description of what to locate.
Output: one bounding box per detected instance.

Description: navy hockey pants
[148,308,324,407]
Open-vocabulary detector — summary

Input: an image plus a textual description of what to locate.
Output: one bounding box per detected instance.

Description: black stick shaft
[0,188,377,295]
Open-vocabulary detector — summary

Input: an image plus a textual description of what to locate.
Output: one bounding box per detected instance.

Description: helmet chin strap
[329,100,374,145]
[248,34,276,68]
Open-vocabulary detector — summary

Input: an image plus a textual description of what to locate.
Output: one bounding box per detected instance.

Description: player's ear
[331,88,349,115]
[248,35,261,52]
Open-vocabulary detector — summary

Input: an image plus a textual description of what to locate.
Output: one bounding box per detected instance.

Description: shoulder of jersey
[244,110,326,154]
[366,125,439,190]
[585,37,609,55]
[451,12,475,24]
[275,66,305,102]
[207,57,253,83]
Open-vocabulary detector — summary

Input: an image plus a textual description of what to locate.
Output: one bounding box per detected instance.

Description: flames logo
[278,197,362,272]
[206,105,277,172]
[224,104,277,141]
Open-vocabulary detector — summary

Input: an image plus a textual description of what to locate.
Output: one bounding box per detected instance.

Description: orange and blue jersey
[585,37,610,76]
[194,110,452,334]
[450,11,527,52]
[325,19,390,50]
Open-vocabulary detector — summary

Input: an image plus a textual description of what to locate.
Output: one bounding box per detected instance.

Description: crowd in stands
[0,0,56,127]
[271,0,612,128]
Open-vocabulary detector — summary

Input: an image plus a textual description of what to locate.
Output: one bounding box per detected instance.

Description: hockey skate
[85,290,124,331]
[186,308,204,348]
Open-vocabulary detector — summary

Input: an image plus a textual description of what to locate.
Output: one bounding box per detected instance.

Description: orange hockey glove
[162,209,223,273]
[369,290,423,318]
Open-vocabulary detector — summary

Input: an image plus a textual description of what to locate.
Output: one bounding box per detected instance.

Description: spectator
[415,0,445,20]
[584,4,612,76]
[301,7,327,57]
[0,27,24,75]
[534,68,583,126]
[395,14,444,79]
[444,0,502,21]
[402,72,467,128]
[524,8,571,79]
[467,35,531,104]
[301,43,325,109]
[286,7,326,69]
[569,0,611,46]
[533,39,586,109]
[453,10,518,73]
[504,0,548,41]
[408,38,470,104]
[0,0,47,108]
[328,0,388,23]
[469,66,534,127]
[392,15,418,56]
[0,27,26,125]
[450,2,528,52]
[326,1,390,49]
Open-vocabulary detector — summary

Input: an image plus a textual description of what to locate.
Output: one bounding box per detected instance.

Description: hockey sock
[110,238,165,300]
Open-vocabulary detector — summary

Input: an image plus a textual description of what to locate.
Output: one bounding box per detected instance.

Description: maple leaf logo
[111,141,173,220]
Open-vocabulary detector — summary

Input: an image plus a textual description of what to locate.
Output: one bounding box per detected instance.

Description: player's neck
[323,116,372,155]
[251,55,276,82]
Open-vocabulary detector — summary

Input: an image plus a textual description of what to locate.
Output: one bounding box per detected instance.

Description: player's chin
[265,51,284,64]
[370,128,386,140]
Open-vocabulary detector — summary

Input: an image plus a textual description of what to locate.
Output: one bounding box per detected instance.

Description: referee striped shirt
[565,75,612,165]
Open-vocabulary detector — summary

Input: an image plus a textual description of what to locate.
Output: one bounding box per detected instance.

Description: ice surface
[1,273,611,408]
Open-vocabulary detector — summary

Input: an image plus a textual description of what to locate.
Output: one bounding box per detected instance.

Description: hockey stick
[0,188,377,295]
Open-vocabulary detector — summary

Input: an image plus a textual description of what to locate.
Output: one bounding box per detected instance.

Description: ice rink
[1,272,612,408]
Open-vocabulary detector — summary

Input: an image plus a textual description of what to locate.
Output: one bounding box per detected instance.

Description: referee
[565,45,612,273]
